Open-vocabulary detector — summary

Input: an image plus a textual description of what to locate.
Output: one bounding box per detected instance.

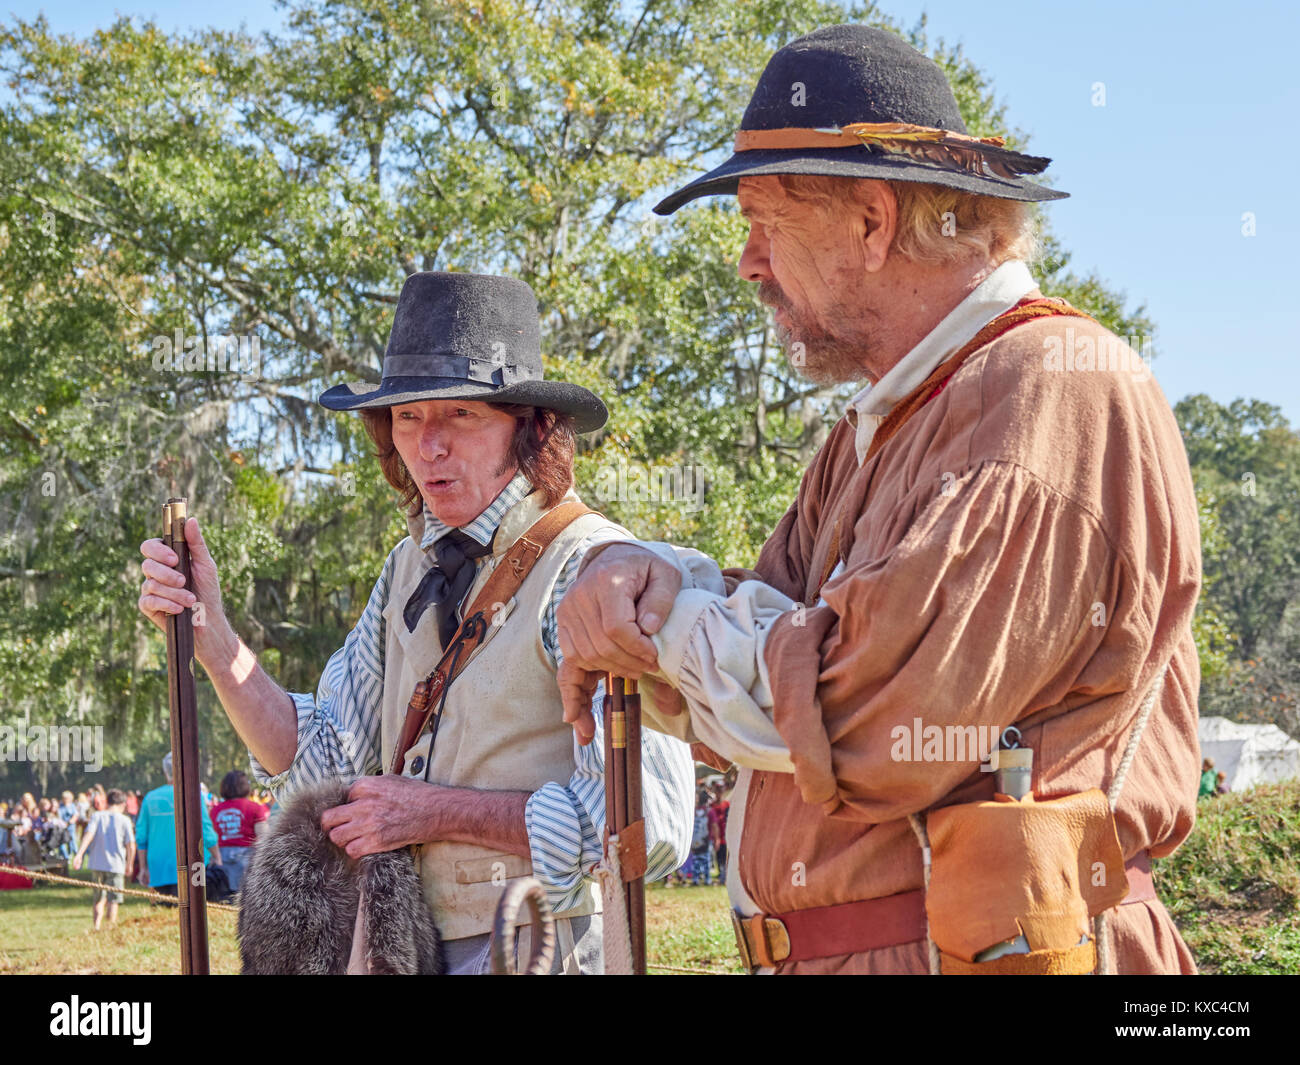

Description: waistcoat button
[409,755,425,775]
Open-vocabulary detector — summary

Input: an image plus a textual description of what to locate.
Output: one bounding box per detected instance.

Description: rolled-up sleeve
[592,541,797,772]
[247,548,394,797]
[525,678,695,912]
[527,530,697,911]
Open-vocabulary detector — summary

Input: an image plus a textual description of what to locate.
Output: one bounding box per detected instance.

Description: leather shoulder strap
[387,499,593,774]
[462,499,592,625]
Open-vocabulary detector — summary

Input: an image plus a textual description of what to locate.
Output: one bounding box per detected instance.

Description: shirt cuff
[651,583,796,773]
[524,782,601,915]
[650,588,719,685]
[246,692,319,793]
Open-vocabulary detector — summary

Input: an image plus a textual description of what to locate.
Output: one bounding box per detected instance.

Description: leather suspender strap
[865,297,1095,466]
[387,500,592,774]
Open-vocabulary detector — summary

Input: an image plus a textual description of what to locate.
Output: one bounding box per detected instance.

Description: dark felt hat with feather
[653,24,1066,215]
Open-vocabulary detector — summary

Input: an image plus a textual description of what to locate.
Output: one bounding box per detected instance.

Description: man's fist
[555,543,683,743]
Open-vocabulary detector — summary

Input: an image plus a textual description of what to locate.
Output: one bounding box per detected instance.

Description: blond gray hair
[777,174,1040,267]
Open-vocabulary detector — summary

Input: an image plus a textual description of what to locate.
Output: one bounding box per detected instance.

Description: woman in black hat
[138,272,695,974]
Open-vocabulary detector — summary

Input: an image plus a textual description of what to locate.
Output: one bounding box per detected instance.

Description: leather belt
[732,851,1155,970]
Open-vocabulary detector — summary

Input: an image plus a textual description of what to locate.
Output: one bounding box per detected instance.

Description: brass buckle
[732,910,792,970]
[748,914,791,968]
[731,910,755,971]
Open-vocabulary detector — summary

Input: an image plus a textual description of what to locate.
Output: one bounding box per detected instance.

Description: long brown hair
[359,402,576,519]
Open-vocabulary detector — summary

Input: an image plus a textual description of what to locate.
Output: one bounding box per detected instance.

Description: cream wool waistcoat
[379,486,622,941]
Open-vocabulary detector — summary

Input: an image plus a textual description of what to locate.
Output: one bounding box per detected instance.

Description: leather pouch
[924,789,1129,973]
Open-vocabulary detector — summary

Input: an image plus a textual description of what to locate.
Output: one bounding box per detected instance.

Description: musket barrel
[602,674,615,848]
[624,680,645,974]
[162,497,209,974]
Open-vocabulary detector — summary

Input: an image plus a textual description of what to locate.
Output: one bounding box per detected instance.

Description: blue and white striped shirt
[248,472,694,913]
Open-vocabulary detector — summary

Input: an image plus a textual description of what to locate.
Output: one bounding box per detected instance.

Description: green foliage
[0,1,1165,788]
[1174,396,1300,735]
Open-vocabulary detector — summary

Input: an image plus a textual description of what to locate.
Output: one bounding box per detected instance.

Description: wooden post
[162,498,209,975]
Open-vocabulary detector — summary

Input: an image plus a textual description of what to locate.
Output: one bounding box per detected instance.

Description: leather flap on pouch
[924,788,1129,963]
[454,852,532,885]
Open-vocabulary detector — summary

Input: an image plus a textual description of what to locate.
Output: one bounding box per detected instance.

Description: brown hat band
[732,122,1052,181]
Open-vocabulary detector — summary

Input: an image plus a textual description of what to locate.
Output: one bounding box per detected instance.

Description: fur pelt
[237,779,444,974]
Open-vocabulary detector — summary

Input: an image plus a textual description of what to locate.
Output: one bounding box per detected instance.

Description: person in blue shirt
[135,752,221,895]
[57,790,80,858]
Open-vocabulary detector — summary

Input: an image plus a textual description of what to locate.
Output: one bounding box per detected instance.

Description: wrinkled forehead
[737,175,792,221]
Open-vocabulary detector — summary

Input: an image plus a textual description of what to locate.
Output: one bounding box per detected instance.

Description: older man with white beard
[556,24,1202,975]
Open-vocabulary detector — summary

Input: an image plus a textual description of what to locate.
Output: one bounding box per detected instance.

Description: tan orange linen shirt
[635,296,1202,974]
[742,304,1202,973]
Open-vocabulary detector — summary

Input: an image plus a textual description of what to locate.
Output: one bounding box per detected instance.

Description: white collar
[847,259,1037,465]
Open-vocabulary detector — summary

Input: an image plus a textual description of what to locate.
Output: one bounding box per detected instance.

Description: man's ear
[859,180,898,273]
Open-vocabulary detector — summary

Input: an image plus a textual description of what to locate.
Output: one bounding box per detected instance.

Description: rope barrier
[645,962,737,975]
[0,864,240,913]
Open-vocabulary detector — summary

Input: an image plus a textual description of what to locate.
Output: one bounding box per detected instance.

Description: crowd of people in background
[0,759,275,929]
[668,777,731,887]
[0,762,742,914]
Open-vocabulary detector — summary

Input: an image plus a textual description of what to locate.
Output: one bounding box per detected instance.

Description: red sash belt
[733,851,1155,970]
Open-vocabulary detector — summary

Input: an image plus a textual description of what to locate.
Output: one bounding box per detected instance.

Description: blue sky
[881,0,1300,426]
[6,0,1297,425]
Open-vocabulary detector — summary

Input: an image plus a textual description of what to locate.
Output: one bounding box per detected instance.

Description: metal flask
[995,726,1033,799]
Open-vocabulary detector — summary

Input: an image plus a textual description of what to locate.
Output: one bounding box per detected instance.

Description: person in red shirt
[706,780,730,885]
[208,770,269,893]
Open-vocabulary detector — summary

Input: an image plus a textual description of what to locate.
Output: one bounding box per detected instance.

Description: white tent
[1197,716,1300,792]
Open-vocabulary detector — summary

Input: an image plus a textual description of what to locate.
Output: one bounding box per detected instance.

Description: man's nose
[738,223,771,283]
[418,423,450,461]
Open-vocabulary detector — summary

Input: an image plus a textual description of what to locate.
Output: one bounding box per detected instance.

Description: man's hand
[555,669,683,751]
[321,775,442,859]
[137,516,234,667]
[556,544,682,743]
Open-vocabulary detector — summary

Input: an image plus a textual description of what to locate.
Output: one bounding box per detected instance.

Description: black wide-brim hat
[654,24,1067,215]
[318,272,608,433]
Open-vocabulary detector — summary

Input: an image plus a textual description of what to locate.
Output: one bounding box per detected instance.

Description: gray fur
[237,779,444,974]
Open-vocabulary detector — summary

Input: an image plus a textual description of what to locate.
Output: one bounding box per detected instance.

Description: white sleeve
[619,541,797,773]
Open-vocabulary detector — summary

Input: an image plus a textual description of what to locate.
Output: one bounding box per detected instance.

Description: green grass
[5,782,1296,974]
[1156,779,1300,974]
[646,883,744,974]
[0,870,242,975]
[0,869,741,974]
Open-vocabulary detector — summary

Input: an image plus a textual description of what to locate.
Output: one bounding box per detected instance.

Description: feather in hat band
[733,122,1050,180]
